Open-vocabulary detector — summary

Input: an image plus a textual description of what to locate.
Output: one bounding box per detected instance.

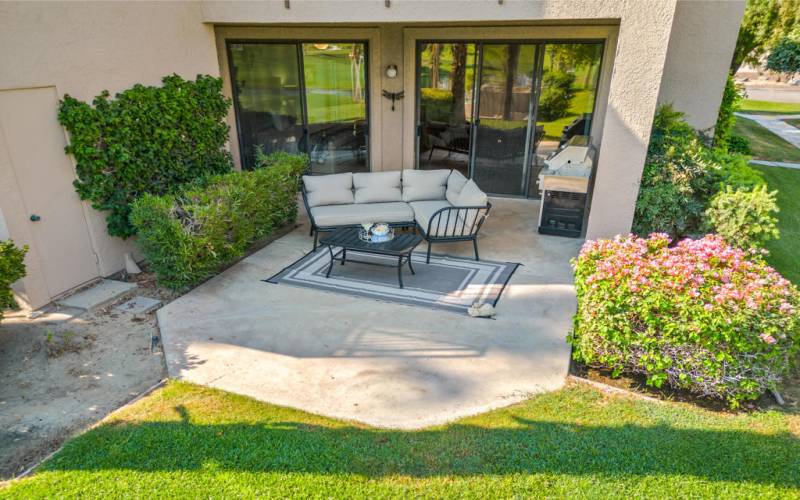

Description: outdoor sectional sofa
[301,169,492,262]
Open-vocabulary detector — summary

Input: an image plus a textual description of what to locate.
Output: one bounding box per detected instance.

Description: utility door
[0,87,99,300]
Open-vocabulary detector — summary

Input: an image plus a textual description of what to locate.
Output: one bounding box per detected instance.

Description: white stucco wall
[658,0,746,130]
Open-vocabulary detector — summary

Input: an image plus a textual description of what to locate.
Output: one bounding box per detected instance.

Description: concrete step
[114,296,162,316]
[56,279,137,312]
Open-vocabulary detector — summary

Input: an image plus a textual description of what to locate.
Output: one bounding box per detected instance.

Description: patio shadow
[44,408,799,488]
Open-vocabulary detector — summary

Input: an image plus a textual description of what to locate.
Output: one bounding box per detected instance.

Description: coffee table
[319,227,423,288]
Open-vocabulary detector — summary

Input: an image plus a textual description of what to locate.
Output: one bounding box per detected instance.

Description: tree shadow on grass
[43,406,799,487]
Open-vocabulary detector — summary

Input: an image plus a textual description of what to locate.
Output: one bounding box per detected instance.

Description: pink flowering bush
[570,233,800,408]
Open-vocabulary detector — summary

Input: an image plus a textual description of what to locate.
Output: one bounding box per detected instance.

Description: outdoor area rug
[266,249,520,314]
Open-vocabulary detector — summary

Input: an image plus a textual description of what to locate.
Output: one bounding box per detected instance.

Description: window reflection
[529,43,603,197]
[229,41,369,173]
[417,43,477,176]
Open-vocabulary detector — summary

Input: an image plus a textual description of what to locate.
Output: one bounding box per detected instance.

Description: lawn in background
[739,99,800,115]
[732,116,800,162]
[2,381,797,498]
[753,165,800,285]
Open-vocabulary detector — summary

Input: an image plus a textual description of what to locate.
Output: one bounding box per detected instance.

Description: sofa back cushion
[446,170,469,205]
[401,169,450,202]
[303,173,354,208]
[454,179,489,229]
[353,171,402,204]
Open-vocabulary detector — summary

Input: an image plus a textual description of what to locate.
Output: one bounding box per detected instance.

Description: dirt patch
[0,295,165,479]
[0,222,298,480]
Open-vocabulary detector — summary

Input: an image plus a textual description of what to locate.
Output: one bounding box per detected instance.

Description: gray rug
[266,248,519,314]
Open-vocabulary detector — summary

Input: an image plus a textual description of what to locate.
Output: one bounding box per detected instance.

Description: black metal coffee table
[319,227,423,288]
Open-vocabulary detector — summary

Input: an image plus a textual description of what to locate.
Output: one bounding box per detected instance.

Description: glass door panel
[302,43,368,174]
[228,43,304,170]
[417,43,477,177]
[528,43,603,197]
[472,43,536,196]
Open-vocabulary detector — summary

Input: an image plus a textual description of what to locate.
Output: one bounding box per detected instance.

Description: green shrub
[0,241,27,321]
[58,74,233,238]
[130,153,307,290]
[420,88,454,123]
[634,105,772,244]
[705,185,780,250]
[766,37,800,76]
[714,74,744,151]
[727,134,752,155]
[538,71,576,121]
[570,233,800,408]
[633,105,719,238]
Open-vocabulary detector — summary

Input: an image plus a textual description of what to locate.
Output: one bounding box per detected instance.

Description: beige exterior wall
[658,0,746,130]
[0,2,219,308]
[0,0,743,308]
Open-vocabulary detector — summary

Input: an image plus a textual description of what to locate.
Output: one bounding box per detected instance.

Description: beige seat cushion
[310,202,414,227]
[410,200,468,237]
[401,169,450,202]
[353,171,402,203]
[446,170,469,205]
[303,173,354,207]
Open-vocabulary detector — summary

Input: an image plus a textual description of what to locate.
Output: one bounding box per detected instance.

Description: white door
[0,87,99,299]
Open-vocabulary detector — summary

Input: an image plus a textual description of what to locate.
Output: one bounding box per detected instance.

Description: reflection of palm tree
[503,45,520,121]
[451,44,467,123]
[430,43,441,89]
[351,44,363,103]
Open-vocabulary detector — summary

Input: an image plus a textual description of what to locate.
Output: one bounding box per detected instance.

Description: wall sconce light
[385,64,398,79]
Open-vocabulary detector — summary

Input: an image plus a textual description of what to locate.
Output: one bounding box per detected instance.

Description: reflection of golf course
[233,43,366,125]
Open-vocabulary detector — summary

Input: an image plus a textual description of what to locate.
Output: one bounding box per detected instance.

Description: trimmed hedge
[130,153,308,290]
[570,233,800,408]
[0,241,27,322]
[58,74,233,238]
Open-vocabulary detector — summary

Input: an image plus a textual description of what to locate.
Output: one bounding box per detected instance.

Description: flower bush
[570,233,800,407]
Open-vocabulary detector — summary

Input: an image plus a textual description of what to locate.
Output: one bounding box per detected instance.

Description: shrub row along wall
[58,74,233,238]
[570,233,800,408]
[130,153,308,290]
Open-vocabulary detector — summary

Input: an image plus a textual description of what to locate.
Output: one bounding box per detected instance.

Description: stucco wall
[0,2,219,307]
[658,0,746,130]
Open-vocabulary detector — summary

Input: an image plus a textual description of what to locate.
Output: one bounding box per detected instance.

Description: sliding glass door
[416,40,603,198]
[472,43,537,196]
[229,41,369,173]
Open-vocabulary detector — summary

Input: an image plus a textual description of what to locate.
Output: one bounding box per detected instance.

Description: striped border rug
[266,249,519,315]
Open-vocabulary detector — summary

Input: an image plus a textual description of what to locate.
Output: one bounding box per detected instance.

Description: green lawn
[739,99,800,115]
[732,116,800,162]
[753,165,800,285]
[2,381,798,498]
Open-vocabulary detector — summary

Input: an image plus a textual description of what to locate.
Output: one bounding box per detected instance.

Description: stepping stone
[114,296,162,316]
[56,279,137,311]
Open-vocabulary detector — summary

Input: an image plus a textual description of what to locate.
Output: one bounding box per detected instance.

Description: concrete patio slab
[157,197,582,429]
